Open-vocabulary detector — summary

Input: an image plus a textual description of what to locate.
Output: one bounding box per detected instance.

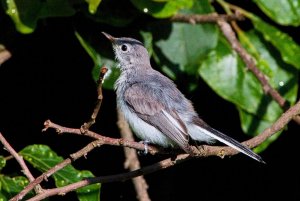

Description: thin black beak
[102,32,116,43]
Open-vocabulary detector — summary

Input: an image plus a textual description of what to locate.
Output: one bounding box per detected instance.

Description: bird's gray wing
[124,83,192,153]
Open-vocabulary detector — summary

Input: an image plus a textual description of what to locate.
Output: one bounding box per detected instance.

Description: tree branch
[117,109,151,201]
[10,139,104,201]
[44,119,163,154]
[171,13,244,24]
[44,94,300,157]
[0,132,43,194]
[217,19,300,124]
[27,154,191,201]
[80,66,108,132]
[12,98,300,200]
[0,45,11,65]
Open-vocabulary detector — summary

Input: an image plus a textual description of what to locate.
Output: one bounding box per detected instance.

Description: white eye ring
[121,44,128,52]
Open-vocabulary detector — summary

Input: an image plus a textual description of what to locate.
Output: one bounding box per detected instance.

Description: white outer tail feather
[195,126,264,163]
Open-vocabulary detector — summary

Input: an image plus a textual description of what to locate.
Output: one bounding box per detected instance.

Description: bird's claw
[138,140,150,155]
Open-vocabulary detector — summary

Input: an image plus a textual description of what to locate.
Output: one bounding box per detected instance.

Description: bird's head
[102,32,151,69]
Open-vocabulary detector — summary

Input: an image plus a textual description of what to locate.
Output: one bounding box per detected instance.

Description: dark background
[0,1,299,201]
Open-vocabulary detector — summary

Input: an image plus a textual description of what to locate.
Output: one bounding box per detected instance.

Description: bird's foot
[138,140,150,155]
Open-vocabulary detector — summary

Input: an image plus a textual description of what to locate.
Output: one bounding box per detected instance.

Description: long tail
[196,124,265,163]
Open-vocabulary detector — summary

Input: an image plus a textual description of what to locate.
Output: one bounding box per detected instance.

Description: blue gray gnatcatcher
[102,32,264,163]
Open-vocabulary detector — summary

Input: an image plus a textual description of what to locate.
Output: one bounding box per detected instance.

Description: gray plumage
[102,32,264,163]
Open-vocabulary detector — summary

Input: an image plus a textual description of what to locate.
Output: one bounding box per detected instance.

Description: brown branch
[13,98,300,200]
[47,99,300,156]
[217,19,300,124]
[44,94,300,157]
[0,132,43,194]
[0,45,12,65]
[27,154,191,201]
[44,119,163,155]
[81,66,108,133]
[117,109,151,201]
[10,139,104,201]
[171,13,244,24]
[217,20,285,106]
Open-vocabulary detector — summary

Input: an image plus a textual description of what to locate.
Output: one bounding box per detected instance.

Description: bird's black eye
[121,45,128,52]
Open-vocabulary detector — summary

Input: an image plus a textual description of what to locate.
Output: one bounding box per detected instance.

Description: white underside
[119,101,215,147]
[121,104,175,147]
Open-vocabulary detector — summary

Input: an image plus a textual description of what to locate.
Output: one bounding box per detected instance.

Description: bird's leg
[138,140,150,155]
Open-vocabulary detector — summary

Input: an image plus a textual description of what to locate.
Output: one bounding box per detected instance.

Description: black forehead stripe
[117,38,144,46]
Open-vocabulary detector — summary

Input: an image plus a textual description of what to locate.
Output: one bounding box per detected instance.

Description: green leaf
[0,156,6,171]
[238,108,282,152]
[20,144,77,186]
[20,145,100,201]
[77,171,101,201]
[199,32,298,138]
[250,15,300,69]
[92,58,120,90]
[85,0,102,14]
[4,0,34,34]
[75,31,119,90]
[0,192,8,201]
[155,22,218,75]
[4,0,76,33]
[182,0,214,14]
[0,175,31,198]
[237,30,297,150]
[199,37,263,116]
[130,0,193,18]
[155,22,217,75]
[240,30,298,112]
[140,31,154,57]
[151,0,218,77]
[253,0,300,26]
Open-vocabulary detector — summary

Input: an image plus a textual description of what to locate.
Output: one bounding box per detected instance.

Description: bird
[102,32,264,163]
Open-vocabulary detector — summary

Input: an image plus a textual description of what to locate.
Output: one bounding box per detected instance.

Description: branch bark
[217,19,300,124]
[27,154,191,201]
[171,13,244,24]
[0,45,11,65]
[10,139,104,201]
[81,67,108,132]
[117,109,151,201]
[0,132,43,194]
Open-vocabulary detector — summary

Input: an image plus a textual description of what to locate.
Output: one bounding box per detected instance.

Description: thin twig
[80,66,108,133]
[0,45,11,65]
[171,13,244,24]
[10,139,104,201]
[217,20,285,106]
[44,119,163,155]
[117,109,151,201]
[0,132,43,194]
